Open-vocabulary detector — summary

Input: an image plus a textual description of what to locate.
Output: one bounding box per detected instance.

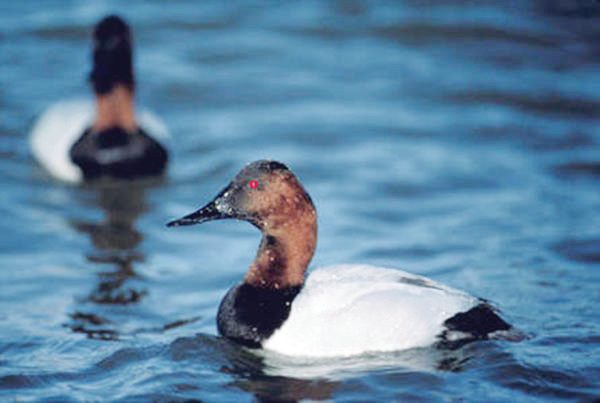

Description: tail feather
[438,303,512,349]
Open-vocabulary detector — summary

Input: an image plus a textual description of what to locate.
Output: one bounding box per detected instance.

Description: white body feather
[263,265,478,357]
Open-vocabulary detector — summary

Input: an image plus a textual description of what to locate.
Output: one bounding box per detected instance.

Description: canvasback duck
[167,160,513,357]
[30,15,168,183]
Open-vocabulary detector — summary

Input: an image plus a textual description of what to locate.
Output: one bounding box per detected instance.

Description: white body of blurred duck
[168,160,513,357]
[30,15,168,183]
[30,98,168,183]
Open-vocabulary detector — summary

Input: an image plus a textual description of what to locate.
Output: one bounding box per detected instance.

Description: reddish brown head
[167,160,318,289]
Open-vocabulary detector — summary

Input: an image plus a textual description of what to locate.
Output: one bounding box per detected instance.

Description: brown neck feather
[93,84,137,133]
[244,191,317,289]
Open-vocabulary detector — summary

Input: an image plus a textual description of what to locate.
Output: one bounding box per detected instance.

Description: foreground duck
[167,160,513,357]
[30,15,168,183]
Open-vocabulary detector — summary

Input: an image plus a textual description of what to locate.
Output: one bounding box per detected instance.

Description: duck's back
[30,99,169,183]
[263,265,479,357]
[69,126,167,181]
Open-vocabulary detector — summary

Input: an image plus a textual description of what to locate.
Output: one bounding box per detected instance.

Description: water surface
[1,1,600,401]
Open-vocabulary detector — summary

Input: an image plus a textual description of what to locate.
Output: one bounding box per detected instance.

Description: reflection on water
[164,333,493,402]
[66,181,201,341]
[257,342,473,380]
[68,182,149,340]
[167,334,341,402]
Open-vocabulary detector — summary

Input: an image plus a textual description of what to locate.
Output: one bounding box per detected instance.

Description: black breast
[217,283,302,348]
[69,126,168,181]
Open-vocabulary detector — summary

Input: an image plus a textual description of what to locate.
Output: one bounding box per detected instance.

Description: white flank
[263,265,477,357]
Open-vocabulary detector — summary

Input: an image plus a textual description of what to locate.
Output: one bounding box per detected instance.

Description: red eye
[249,179,259,190]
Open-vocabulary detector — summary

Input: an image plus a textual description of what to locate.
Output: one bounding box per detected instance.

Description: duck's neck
[244,209,317,289]
[93,85,137,133]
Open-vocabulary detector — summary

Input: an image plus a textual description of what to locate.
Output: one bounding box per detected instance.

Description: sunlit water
[1,1,600,401]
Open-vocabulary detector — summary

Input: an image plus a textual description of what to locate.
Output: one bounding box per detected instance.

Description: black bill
[166,199,229,227]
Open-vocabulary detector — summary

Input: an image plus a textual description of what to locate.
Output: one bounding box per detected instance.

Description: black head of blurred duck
[68,15,168,181]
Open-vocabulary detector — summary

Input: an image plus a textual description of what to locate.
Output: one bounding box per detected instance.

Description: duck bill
[166,200,228,227]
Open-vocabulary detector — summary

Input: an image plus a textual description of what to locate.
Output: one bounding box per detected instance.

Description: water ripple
[1,0,600,401]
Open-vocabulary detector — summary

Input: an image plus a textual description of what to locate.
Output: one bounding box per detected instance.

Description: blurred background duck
[30,15,169,183]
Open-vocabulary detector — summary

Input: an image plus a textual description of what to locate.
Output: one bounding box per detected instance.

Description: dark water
[2,1,600,401]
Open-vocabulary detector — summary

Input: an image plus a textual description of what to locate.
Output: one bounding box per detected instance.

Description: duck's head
[168,160,315,232]
[168,160,317,288]
[89,15,134,95]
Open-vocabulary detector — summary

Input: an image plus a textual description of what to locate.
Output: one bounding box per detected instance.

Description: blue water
[2,1,600,401]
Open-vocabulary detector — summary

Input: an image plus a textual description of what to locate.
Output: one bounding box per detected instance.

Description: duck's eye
[248,179,259,190]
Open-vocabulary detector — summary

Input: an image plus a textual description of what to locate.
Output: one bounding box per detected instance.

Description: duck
[167,160,514,357]
[29,15,168,183]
